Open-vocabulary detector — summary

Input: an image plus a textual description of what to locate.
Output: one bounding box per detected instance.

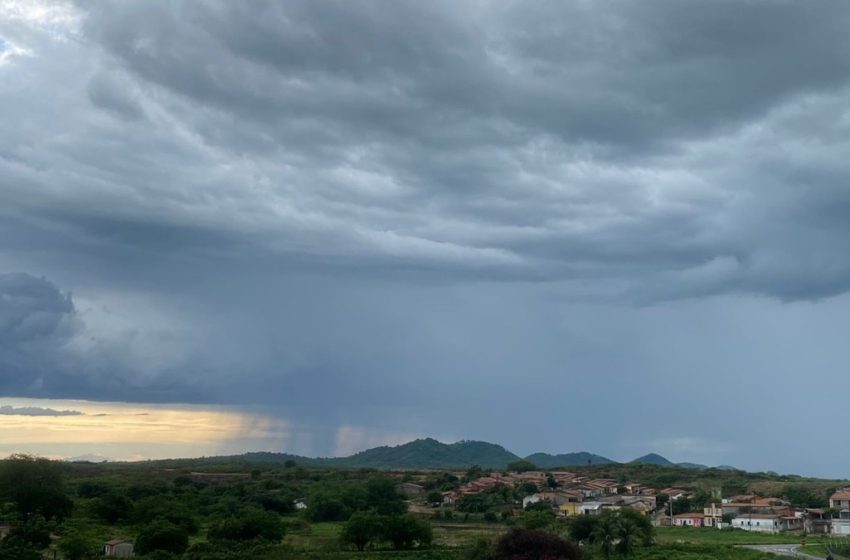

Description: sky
[2,0,850,477]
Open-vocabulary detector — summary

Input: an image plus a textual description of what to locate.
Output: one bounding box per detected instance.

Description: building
[731,514,802,534]
[442,491,458,506]
[703,503,724,528]
[558,502,582,517]
[580,502,604,515]
[672,513,703,527]
[104,539,134,558]
[831,509,850,535]
[804,509,831,535]
[661,488,689,501]
[398,482,425,497]
[830,490,850,510]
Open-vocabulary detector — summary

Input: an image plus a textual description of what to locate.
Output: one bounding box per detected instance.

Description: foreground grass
[630,544,786,560]
[655,526,826,545]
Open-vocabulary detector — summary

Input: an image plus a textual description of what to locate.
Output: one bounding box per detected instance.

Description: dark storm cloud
[5,1,850,472]
[1,0,833,301]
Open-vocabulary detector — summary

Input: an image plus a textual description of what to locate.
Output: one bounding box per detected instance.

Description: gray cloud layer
[2,1,850,474]
[0,405,83,417]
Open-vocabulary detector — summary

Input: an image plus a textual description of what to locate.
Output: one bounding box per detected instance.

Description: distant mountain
[630,453,675,466]
[333,438,521,469]
[119,438,725,472]
[676,462,709,470]
[64,454,111,463]
[525,451,615,468]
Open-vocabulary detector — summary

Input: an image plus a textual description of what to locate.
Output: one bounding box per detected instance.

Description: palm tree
[591,516,617,559]
[615,518,639,557]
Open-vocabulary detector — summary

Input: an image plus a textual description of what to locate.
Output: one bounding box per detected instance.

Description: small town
[419,468,850,536]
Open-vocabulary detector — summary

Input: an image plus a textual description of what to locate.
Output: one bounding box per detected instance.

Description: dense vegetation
[0,452,845,559]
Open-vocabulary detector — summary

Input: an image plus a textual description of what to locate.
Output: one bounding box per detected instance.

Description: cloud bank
[3,1,850,474]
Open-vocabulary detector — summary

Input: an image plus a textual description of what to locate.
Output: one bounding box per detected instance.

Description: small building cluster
[424,470,850,536]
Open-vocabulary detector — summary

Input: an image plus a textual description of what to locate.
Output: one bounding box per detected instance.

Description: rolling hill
[115,439,730,472]
[331,438,521,469]
[524,451,615,468]
[631,453,675,466]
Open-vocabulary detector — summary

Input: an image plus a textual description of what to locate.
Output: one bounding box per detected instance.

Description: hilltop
[81,438,738,472]
[525,451,615,468]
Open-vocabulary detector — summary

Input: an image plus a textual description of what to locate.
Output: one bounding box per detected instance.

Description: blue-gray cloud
[3,1,850,475]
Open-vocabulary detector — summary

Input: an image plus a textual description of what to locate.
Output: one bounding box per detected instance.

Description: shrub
[492,528,581,560]
[209,510,284,542]
[136,519,190,555]
[341,511,382,551]
[380,514,433,550]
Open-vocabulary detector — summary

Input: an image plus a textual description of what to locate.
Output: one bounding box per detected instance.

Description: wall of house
[732,519,778,533]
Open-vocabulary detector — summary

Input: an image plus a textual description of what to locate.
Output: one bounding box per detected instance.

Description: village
[396,468,850,537]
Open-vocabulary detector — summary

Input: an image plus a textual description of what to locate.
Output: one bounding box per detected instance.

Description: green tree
[426,490,443,504]
[615,517,639,557]
[135,519,190,555]
[507,460,537,473]
[0,536,41,560]
[0,454,72,521]
[9,516,52,548]
[305,488,350,522]
[380,514,432,550]
[208,510,284,542]
[366,476,406,515]
[492,529,581,560]
[90,492,134,523]
[132,496,199,534]
[341,511,382,551]
[465,465,485,481]
[567,514,598,542]
[591,515,617,560]
[58,531,98,560]
[617,509,654,546]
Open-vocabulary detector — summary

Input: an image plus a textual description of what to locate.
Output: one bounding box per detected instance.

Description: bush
[90,492,134,523]
[9,516,53,548]
[0,454,73,521]
[380,514,433,550]
[136,519,190,555]
[493,528,581,560]
[341,511,382,551]
[209,510,285,542]
[59,531,99,560]
[0,536,42,560]
[132,496,199,534]
[521,511,554,531]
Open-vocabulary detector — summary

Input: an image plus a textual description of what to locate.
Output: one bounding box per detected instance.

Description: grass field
[655,526,828,545]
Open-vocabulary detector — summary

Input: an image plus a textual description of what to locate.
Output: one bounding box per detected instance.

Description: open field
[655,526,827,546]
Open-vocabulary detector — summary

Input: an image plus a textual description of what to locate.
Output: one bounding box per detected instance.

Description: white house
[104,539,134,558]
[732,514,802,534]
[580,502,604,515]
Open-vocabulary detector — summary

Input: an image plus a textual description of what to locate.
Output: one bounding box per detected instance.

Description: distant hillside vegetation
[127,439,731,472]
[630,453,675,466]
[332,438,521,469]
[525,451,615,468]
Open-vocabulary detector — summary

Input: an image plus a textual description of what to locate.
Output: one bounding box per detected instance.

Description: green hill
[525,451,615,468]
[630,453,675,466]
[333,438,521,469]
